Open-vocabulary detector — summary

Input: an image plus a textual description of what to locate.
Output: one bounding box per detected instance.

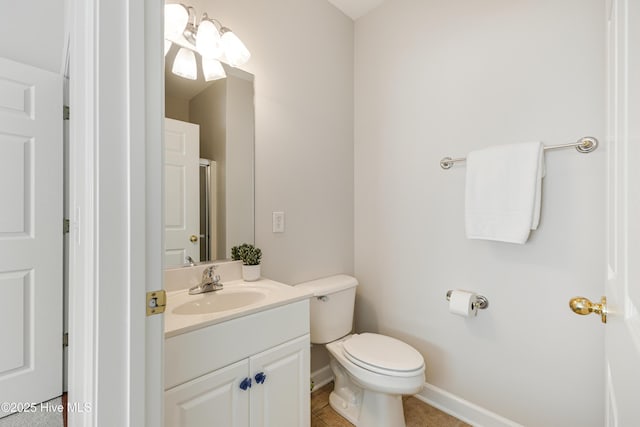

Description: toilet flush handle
[317,296,328,302]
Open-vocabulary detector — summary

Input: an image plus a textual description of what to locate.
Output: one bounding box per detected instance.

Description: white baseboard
[416,383,522,427]
[310,365,333,393]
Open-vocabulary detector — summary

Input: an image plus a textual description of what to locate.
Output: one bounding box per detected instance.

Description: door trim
[67,0,164,425]
[66,0,98,424]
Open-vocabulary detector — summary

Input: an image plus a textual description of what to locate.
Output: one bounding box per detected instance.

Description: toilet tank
[296,275,358,344]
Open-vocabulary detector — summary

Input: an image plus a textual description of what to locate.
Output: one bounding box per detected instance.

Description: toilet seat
[342,333,424,377]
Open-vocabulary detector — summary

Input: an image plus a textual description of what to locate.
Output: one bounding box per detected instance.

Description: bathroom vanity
[163,269,312,427]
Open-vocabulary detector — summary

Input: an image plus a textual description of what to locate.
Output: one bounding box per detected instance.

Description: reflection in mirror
[164,47,255,268]
[199,159,215,262]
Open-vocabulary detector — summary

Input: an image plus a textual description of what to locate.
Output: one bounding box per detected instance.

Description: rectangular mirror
[164,54,255,268]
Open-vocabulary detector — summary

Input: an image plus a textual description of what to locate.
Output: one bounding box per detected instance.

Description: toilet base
[329,390,359,425]
[358,390,406,427]
[328,356,407,427]
[328,357,361,424]
[329,388,406,427]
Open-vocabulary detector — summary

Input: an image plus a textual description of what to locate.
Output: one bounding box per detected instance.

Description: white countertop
[164,278,313,338]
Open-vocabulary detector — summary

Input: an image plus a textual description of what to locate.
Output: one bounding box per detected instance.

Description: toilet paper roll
[448,290,478,317]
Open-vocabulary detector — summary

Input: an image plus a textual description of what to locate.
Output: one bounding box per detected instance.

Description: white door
[0,57,62,416]
[250,335,310,427]
[165,359,250,427]
[165,118,200,266]
[604,0,640,425]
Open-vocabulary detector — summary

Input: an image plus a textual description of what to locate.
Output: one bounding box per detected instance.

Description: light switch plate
[272,211,285,233]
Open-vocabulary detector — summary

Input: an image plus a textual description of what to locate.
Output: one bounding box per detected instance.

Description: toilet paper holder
[446,290,489,310]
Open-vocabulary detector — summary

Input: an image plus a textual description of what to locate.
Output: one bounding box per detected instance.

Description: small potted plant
[231,243,262,281]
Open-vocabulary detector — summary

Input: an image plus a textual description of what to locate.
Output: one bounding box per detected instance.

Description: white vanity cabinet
[249,335,309,426]
[165,358,250,426]
[164,299,310,427]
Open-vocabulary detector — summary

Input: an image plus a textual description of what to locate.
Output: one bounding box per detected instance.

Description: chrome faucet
[188,265,223,295]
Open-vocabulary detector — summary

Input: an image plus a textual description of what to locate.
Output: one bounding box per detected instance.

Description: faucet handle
[202,264,217,280]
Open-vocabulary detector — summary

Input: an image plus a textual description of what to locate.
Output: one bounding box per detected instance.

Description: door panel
[0,134,30,233]
[164,118,200,267]
[0,57,62,417]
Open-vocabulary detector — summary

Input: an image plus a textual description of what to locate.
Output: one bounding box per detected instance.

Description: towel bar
[439,136,598,170]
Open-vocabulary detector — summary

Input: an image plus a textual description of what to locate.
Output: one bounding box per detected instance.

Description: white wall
[0,1,66,74]
[165,95,190,122]
[191,0,355,284]
[225,73,255,256]
[354,1,605,426]
[190,80,228,258]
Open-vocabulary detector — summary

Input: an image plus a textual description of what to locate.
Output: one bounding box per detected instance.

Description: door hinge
[63,333,69,348]
[147,290,167,316]
[63,218,70,234]
[63,105,70,120]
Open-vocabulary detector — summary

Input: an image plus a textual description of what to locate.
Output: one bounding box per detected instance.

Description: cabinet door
[249,335,310,427]
[165,359,250,427]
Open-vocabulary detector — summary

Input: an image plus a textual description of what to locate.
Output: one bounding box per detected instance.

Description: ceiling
[326,0,385,20]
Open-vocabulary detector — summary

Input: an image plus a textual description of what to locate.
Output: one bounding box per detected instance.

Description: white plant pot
[242,265,261,282]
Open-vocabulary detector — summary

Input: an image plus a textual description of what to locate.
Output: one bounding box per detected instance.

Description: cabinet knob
[254,372,266,384]
[239,377,252,390]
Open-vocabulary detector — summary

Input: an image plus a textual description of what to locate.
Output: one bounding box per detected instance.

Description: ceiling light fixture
[172,47,198,80]
[164,3,251,81]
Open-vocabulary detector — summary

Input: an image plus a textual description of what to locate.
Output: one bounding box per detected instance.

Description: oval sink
[173,290,267,315]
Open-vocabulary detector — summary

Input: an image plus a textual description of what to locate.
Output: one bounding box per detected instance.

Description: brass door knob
[569,296,607,324]
[190,235,198,243]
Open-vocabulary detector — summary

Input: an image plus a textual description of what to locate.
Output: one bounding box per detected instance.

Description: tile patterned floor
[311,382,471,427]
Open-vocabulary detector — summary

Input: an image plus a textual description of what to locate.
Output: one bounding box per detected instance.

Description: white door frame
[66,0,164,425]
[604,0,640,424]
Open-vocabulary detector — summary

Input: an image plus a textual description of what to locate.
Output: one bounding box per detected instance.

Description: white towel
[465,142,545,244]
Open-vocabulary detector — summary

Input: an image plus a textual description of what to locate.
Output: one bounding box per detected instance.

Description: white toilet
[298,275,425,427]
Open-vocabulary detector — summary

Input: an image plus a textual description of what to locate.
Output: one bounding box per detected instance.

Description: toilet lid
[342,333,424,375]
